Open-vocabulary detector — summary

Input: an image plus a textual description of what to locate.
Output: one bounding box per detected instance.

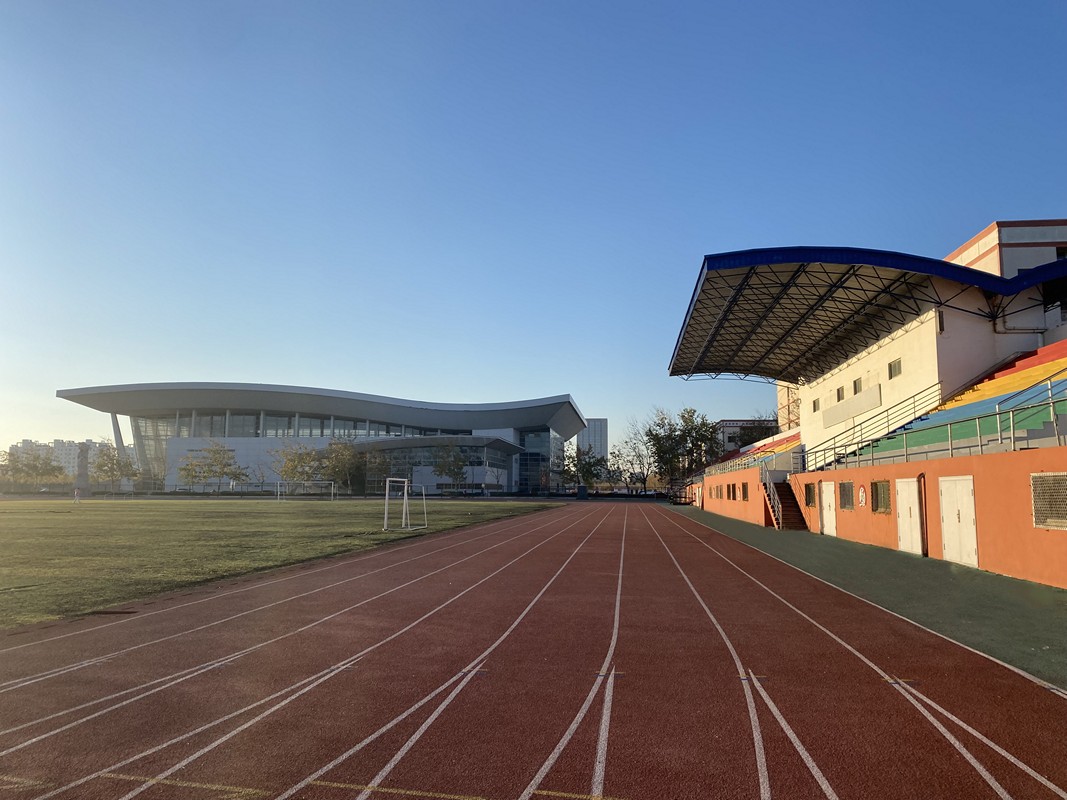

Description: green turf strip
[0,498,561,628]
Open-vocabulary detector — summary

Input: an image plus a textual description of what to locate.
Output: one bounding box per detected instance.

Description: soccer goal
[276,481,336,500]
[383,478,428,531]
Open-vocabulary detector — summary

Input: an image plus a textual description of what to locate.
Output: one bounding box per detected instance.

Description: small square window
[888,359,902,380]
[872,480,891,513]
[836,387,845,402]
[804,483,816,508]
[840,482,854,510]
[812,398,820,412]
[853,378,863,395]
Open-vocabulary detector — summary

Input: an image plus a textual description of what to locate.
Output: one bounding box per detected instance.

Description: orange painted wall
[790,447,1067,590]
[700,468,773,526]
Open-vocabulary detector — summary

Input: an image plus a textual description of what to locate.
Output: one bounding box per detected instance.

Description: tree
[558,442,607,489]
[6,448,66,489]
[90,440,139,492]
[433,445,469,494]
[320,442,367,495]
[645,407,721,485]
[271,444,323,484]
[614,417,653,493]
[180,441,249,493]
[736,411,780,449]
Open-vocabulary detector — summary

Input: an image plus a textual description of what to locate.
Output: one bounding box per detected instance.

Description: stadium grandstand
[670,219,1067,590]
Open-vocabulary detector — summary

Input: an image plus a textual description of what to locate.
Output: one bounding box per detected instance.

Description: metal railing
[760,462,782,529]
[803,382,942,471]
[996,363,1067,444]
[804,396,1065,470]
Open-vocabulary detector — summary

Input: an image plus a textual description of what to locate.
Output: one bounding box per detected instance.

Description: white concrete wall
[797,311,940,450]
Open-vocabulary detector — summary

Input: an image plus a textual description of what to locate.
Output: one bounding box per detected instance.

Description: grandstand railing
[760,462,782,529]
[802,383,943,470]
[995,363,1067,443]
[803,395,1066,471]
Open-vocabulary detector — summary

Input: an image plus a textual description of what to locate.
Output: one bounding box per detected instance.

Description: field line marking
[590,667,616,798]
[2,512,586,746]
[0,511,577,691]
[29,509,600,800]
[0,508,578,655]
[312,780,487,800]
[100,771,269,799]
[274,509,614,800]
[660,507,1067,697]
[749,672,838,800]
[896,680,1067,799]
[888,678,1012,799]
[643,508,770,800]
[520,507,627,800]
[654,509,1044,800]
[0,653,243,755]
[353,662,487,800]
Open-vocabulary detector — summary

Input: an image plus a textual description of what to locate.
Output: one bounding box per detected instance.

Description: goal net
[384,478,428,531]
[276,481,336,500]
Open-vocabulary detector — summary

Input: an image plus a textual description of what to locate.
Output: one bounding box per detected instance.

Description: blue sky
[2,0,1065,449]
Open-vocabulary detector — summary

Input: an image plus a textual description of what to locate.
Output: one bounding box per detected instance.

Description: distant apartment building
[9,439,137,475]
[575,418,608,460]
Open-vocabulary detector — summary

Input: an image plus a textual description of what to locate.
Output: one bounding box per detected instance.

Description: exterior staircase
[774,482,808,531]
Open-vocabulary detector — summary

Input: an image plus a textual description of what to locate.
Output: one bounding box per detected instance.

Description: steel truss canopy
[669,246,1067,385]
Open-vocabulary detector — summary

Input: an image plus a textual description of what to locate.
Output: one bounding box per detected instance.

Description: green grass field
[0,498,561,629]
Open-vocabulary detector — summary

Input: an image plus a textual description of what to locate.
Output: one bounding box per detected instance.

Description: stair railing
[760,462,782,529]
[804,382,942,470]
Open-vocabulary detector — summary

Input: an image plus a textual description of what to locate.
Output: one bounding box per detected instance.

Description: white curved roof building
[57,383,587,493]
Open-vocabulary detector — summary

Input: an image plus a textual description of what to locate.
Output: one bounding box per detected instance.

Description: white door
[895,478,923,555]
[820,482,837,537]
[940,476,978,567]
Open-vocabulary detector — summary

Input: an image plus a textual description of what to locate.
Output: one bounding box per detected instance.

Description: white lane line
[591,667,616,798]
[273,509,616,800]
[889,678,1012,800]
[897,680,1067,800]
[644,509,771,800]
[0,509,575,656]
[749,672,838,800]
[353,662,487,800]
[0,511,573,692]
[45,509,606,800]
[0,654,243,756]
[1,511,583,744]
[655,510,1042,800]
[31,509,601,800]
[519,508,627,800]
[660,507,1067,700]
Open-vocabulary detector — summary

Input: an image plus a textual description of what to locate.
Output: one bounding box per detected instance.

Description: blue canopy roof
[669,246,1067,384]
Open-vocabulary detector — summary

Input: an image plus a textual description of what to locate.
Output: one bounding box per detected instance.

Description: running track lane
[0,503,1064,799]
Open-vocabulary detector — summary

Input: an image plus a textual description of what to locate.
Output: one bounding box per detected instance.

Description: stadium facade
[672,219,1067,590]
[56,383,586,494]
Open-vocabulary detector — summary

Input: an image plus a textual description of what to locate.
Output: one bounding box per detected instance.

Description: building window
[804,483,816,508]
[742,482,749,501]
[888,359,902,380]
[836,387,845,402]
[812,398,820,413]
[840,482,854,510]
[872,480,891,513]
[1057,246,1067,261]
[853,378,863,395]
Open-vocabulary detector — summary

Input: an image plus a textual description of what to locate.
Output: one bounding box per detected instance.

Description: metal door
[895,478,923,555]
[819,481,837,537]
[939,475,978,567]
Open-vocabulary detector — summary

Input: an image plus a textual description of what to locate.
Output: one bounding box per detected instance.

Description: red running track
[0,503,1064,800]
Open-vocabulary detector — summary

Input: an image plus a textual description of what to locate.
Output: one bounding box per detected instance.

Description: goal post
[384,478,428,531]
[275,481,336,500]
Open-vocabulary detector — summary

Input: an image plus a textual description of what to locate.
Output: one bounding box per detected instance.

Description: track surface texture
[1,503,1064,800]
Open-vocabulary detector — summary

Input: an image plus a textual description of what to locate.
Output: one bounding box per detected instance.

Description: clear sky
[2,0,1065,449]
